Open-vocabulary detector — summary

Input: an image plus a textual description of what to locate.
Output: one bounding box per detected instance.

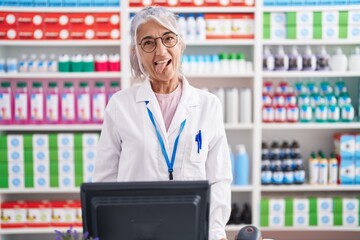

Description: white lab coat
[94,77,232,240]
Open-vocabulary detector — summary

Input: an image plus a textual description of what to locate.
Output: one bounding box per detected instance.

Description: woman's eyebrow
[140,31,174,41]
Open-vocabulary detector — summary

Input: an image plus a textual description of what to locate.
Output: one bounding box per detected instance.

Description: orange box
[0,26,17,40]
[43,13,70,28]
[1,201,27,228]
[0,12,17,26]
[17,12,43,27]
[17,25,43,40]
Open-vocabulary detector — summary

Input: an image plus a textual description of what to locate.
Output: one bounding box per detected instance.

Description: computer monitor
[80,181,210,240]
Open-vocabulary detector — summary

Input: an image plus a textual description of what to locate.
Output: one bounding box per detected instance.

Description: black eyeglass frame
[138,33,179,53]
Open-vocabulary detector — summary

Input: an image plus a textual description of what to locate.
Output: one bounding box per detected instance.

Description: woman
[93,6,232,240]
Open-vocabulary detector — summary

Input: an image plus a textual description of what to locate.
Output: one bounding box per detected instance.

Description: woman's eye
[143,40,154,46]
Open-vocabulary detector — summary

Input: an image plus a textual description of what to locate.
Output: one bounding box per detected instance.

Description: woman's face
[136,20,182,83]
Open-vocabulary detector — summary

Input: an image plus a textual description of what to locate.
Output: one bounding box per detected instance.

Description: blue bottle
[235,144,249,185]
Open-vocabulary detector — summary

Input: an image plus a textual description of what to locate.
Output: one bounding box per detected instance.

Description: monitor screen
[80,181,210,240]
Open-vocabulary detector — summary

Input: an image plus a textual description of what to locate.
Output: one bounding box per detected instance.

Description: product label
[46,94,59,122]
[31,93,44,121]
[61,93,75,121]
[15,93,28,120]
[92,93,106,121]
[77,93,91,121]
[1,208,27,224]
[27,208,51,224]
[0,93,11,120]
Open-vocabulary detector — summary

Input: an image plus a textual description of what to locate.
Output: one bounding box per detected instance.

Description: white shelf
[0,188,80,194]
[1,227,82,235]
[0,40,121,46]
[0,72,122,79]
[231,185,253,192]
[260,227,360,232]
[263,5,360,12]
[262,122,360,130]
[0,7,120,12]
[225,123,254,130]
[261,185,360,192]
[262,71,360,78]
[263,39,360,46]
[186,39,255,46]
[130,7,256,13]
[186,73,254,78]
[0,124,102,131]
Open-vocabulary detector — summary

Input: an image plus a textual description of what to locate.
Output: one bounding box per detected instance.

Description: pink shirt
[154,81,182,131]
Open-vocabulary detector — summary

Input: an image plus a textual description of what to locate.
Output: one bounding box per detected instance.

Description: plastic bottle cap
[291,46,299,55]
[95,54,108,62]
[85,15,95,26]
[335,47,343,55]
[305,46,312,55]
[59,29,69,40]
[111,29,120,39]
[229,53,237,60]
[33,15,42,25]
[110,81,119,87]
[219,53,228,60]
[237,53,244,60]
[7,29,16,39]
[236,144,246,153]
[64,82,73,88]
[83,54,94,62]
[59,15,69,26]
[17,82,27,88]
[85,29,95,39]
[71,54,82,62]
[277,46,285,55]
[264,46,272,56]
[110,15,120,25]
[109,53,120,62]
[33,82,42,88]
[79,82,89,87]
[48,82,57,88]
[95,82,104,87]
[34,29,43,39]
[59,54,70,62]
[1,82,11,88]
[6,14,16,24]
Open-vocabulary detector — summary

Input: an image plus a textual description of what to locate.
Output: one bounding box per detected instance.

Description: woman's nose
[155,38,167,55]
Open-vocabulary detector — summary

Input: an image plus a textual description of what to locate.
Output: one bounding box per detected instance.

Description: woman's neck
[150,78,180,94]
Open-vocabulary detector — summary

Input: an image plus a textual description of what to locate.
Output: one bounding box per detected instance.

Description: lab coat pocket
[182,135,207,179]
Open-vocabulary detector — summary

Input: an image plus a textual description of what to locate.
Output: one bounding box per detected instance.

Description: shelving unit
[0,1,359,240]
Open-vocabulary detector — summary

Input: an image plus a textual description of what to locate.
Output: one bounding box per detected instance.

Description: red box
[0,26,17,40]
[26,201,52,228]
[231,13,254,39]
[204,14,232,39]
[129,0,144,6]
[17,12,43,27]
[44,25,70,40]
[68,13,86,27]
[51,200,77,227]
[43,13,70,28]
[18,25,43,40]
[178,0,194,6]
[152,0,168,6]
[94,13,120,27]
[204,0,220,6]
[0,12,17,26]
[230,0,255,6]
[95,25,120,39]
[69,25,89,39]
[1,201,27,228]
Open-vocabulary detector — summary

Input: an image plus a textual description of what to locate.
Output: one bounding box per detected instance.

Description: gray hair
[130,6,186,80]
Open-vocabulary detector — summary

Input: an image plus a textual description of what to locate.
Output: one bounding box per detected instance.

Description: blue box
[304,0,317,5]
[78,0,91,5]
[319,0,333,5]
[63,0,77,6]
[276,0,291,5]
[333,0,347,4]
[348,0,360,3]
[291,0,304,5]
[264,0,277,5]
[33,0,47,5]
[92,0,107,5]
[340,159,355,184]
[3,0,18,5]
[18,0,33,6]
[48,0,62,6]
[108,0,119,6]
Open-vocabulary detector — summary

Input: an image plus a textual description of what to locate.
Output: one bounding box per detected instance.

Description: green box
[333,213,343,226]
[309,213,317,226]
[263,26,270,39]
[49,133,58,150]
[263,12,271,27]
[333,197,343,214]
[287,12,297,26]
[287,26,296,39]
[23,134,33,150]
[0,134,7,149]
[313,26,322,39]
[261,198,270,215]
[313,12,322,26]
[0,177,8,188]
[260,214,269,227]
[339,24,348,39]
[339,11,348,26]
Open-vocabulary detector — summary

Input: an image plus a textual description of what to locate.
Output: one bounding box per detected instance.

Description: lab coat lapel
[136,80,168,146]
[167,77,199,136]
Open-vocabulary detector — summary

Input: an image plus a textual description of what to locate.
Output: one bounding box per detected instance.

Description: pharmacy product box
[78,0,92,5]
[43,13,70,27]
[8,149,24,162]
[339,157,355,184]
[34,160,49,175]
[276,0,290,6]
[95,26,120,40]
[296,25,312,39]
[34,174,50,188]
[0,12,17,26]
[17,12,43,26]
[8,175,24,189]
[59,174,75,188]
[355,134,360,158]
[58,148,74,162]
[43,26,69,40]
[74,201,82,226]
[58,134,74,148]
[270,12,286,26]
[264,0,276,5]
[322,25,338,40]
[261,198,270,216]
[230,0,255,6]
[336,198,360,213]
[94,13,120,27]
[83,148,96,162]
[269,213,285,227]
[293,213,309,226]
[82,133,99,148]
[342,213,359,226]
[296,11,313,25]
[108,0,120,6]
[294,198,309,213]
[333,0,347,4]
[63,0,77,6]
[92,0,108,6]
[231,14,254,39]
[0,201,27,228]
[26,201,52,227]
[33,149,49,162]
[263,12,270,27]
[48,0,62,6]
[348,25,360,39]
[17,26,43,40]
[18,0,33,5]
[334,133,355,160]
[7,135,23,149]
[338,11,348,26]
[318,212,333,226]
[270,26,287,39]
[69,25,88,40]
[317,197,333,213]
[51,201,77,227]
[205,14,232,39]
[9,161,24,176]
[286,12,296,26]
[348,10,360,25]
[304,0,317,5]
[33,134,49,149]
[291,0,303,5]
[269,198,285,214]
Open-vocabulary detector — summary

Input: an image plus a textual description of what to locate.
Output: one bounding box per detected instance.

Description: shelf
[186,39,255,46]
[262,71,360,78]
[0,40,121,46]
[186,73,254,78]
[261,185,360,192]
[225,123,254,130]
[260,227,360,232]
[0,7,120,12]
[262,122,360,130]
[263,5,360,12]
[0,72,122,79]
[231,185,253,192]
[0,124,102,131]
[130,7,256,13]
[263,39,360,46]
[1,227,82,235]
[0,188,80,194]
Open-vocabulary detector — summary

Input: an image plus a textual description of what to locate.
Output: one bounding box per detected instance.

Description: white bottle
[186,14,197,42]
[196,14,206,41]
[38,54,48,72]
[263,46,275,71]
[28,54,38,72]
[348,47,360,71]
[329,48,348,72]
[178,14,187,41]
[302,46,316,71]
[239,88,252,123]
[225,88,239,124]
[18,54,28,73]
[288,46,303,71]
[274,46,289,71]
[48,54,58,72]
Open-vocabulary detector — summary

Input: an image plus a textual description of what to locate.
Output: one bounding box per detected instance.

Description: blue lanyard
[145,101,186,180]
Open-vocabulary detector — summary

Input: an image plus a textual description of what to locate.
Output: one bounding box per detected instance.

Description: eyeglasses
[138,32,178,53]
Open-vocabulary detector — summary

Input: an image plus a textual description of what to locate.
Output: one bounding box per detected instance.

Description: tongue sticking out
[155,61,168,74]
